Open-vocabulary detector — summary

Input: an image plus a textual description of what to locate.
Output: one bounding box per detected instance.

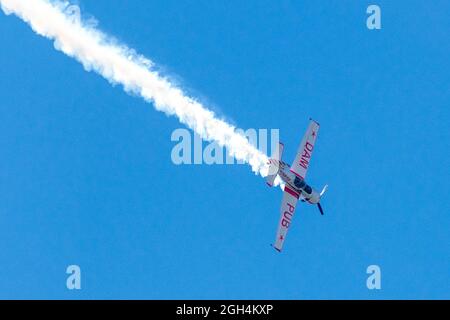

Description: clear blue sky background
[0,0,448,299]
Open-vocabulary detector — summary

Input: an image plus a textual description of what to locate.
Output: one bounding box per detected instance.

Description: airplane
[265,118,328,252]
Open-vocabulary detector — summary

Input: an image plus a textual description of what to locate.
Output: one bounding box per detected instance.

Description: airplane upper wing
[273,185,299,252]
[290,119,320,180]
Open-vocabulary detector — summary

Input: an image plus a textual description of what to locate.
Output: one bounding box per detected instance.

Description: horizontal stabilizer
[266,142,284,186]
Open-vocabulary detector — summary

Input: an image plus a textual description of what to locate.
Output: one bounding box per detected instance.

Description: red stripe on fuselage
[284,186,299,199]
[290,169,304,180]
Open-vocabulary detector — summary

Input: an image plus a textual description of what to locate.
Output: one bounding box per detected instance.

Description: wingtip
[270,244,282,252]
[309,117,320,126]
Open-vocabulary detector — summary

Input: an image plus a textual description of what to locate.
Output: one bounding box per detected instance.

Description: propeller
[317,184,328,215]
[317,202,324,215]
[320,184,328,197]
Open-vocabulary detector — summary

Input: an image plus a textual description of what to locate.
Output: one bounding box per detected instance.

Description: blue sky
[0,0,449,299]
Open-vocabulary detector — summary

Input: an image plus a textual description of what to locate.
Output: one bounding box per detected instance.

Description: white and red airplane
[266,119,328,252]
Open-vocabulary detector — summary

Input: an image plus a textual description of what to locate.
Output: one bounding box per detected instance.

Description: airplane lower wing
[273,185,299,252]
[290,119,320,180]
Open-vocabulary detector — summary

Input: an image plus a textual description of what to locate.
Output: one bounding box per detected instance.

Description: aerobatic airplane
[266,119,328,252]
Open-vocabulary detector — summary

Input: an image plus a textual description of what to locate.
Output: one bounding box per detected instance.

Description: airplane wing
[273,185,299,252]
[290,119,320,180]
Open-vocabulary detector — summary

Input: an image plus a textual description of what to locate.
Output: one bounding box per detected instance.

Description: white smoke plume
[0,0,271,177]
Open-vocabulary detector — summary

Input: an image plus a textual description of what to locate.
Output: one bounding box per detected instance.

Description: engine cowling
[305,190,320,204]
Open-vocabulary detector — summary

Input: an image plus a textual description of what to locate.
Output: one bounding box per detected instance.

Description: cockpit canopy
[294,176,312,194]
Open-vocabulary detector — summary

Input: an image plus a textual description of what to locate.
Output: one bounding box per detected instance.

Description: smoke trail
[0,0,270,177]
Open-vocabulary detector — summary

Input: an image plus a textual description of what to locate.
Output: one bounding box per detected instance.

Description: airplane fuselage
[277,160,320,204]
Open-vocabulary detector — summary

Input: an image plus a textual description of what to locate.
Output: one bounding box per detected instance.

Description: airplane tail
[266,142,284,187]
